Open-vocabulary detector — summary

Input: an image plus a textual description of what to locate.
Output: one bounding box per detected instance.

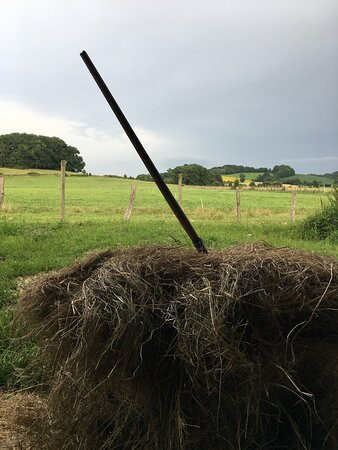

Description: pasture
[0,173,337,387]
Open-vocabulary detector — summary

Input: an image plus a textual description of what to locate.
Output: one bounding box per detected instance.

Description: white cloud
[0,98,197,175]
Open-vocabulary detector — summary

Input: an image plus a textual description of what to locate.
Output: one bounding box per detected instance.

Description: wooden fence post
[60,160,67,222]
[124,184,137,220]
[290,190,296,223]
[178,174,183,207]
[236,187,241,223]
[0,176,4,210]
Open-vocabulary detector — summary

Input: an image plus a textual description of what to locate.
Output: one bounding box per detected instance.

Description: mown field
[222,172,263,182]
[0,173,337,387]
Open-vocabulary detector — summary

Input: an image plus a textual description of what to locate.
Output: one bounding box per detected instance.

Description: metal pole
[80,50,207,253]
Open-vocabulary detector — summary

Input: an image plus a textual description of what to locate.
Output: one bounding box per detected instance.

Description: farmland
[0,173,337,387]
[222,172,263,182]
[221,172,334,185]
[281,173,334,185]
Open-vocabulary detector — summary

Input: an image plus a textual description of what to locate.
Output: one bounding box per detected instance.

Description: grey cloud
[0,0,337,175]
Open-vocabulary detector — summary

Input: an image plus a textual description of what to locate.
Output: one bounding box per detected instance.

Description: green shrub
[302,185,338,239]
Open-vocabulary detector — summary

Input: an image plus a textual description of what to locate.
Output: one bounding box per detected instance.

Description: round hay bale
[18,244,338,449]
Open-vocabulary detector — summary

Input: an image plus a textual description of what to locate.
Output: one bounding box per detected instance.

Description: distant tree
[136,174,152,182]
[286,178,302,186]
[249,181,256,188]
[209,164,270,176]
[333,172,338,184]
[272,164,295,179]
[239,173,246,183]
[0,133,85,172]
[256,172,276,182]
[163,164,220,186]
[233,179,240,188]
[312,180,319,188]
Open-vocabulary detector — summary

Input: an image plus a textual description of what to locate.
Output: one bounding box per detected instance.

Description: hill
[281,174,334,185]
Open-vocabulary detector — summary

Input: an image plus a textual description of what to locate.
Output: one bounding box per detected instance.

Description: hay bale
[18,244,338,449]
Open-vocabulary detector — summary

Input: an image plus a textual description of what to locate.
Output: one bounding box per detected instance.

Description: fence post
[60,160,67,222]
[178,174,183,207]
[290,190,296,223]
[124,184,137,220]
[0,176,4,210]
[236,187,241,223]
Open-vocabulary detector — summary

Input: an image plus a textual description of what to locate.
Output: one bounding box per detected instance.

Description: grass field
[282,173,334,185]
[0,173,337,387]
[0,166,81,176]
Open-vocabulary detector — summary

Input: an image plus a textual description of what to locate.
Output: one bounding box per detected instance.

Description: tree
[239,173,246,183]
[256,172,276,182]
[272,165,295,179]
[209,165,270,177]
[164,164,220,186]
[136,174,152,182]
[286,178,302,186]
[0,133,85,172]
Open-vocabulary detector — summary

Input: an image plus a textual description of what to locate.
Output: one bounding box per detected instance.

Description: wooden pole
[200,197,204,211]
[124,184,137,220]
[60,160,67,222]
[0,176,4,210]
[236,187,241,223]
[290,190,296,223]
[80,50,207,253]
[178,174,183,208]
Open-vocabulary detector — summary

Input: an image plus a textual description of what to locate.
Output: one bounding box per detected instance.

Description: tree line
[0,133,85,172]
[137,164,223,186]
[137,163,337,187]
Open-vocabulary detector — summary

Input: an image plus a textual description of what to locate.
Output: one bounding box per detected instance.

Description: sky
[1,0,337,176]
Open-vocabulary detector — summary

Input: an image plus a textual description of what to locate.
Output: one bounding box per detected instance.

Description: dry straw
[0,392,49,448]
[17,244,338,449]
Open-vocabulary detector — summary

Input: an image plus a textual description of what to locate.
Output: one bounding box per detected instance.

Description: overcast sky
[1,0,337,175]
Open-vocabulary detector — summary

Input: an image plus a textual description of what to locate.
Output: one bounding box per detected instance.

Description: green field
[0,173,337,387]
[282,173,334,185]
[0,166,79,176]
[222,172,263,181]
[1,174,330,223]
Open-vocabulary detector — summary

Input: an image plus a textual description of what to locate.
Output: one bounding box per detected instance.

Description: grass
[1,175,328,222]
[0,173,337,387]
[0,166,81,176]
[282,173,334,185]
